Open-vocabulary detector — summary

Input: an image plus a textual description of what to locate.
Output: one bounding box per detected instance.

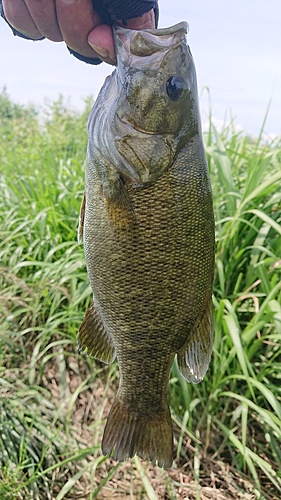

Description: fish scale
[78,21,215,468]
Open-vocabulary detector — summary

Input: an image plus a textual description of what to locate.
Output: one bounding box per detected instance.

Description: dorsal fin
[78,303,116,364]
[78,192,86,243]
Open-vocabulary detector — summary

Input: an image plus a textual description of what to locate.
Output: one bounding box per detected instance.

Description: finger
[56,0,102,59]
[87,24,117,65]
[2,0,43,39]
[87,9,156,65]
[125,9,156,30]
[23,0,63,42]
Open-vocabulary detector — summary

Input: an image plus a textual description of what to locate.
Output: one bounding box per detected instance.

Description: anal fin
[78,303,116,364]
[177,299,213,384]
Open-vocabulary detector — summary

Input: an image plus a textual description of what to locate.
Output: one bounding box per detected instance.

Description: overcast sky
[1,0,280,137]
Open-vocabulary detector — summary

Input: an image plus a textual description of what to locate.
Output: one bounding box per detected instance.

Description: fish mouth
[114,21,189,63]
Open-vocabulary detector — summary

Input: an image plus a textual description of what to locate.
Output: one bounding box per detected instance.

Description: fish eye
[166,75,186,101]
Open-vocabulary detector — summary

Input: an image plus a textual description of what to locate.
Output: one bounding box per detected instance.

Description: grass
[0,87,281,499]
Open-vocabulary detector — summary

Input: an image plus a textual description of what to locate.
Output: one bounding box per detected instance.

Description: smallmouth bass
[78,21,215,468]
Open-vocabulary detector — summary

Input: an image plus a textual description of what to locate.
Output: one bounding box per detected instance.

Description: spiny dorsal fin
[78,303,116,364]
[78,192,86,243]
[177,299,213,384]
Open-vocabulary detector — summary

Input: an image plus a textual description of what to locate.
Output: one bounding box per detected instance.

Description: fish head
[113,22,201,185]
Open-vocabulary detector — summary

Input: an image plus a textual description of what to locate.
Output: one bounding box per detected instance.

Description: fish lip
[113,21,189,37]
[115,112,158,137]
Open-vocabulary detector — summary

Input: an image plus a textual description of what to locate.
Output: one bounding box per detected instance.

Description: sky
[1,0,281,137]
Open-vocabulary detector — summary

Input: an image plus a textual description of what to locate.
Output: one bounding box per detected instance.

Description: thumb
[88,9,156,65]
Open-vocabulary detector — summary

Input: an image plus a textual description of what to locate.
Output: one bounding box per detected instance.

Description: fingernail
[88,42,116,64]
[88,42,109,59]
[60,0,77,4]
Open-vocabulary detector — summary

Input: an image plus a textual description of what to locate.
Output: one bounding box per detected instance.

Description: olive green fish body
[78,22,215,468]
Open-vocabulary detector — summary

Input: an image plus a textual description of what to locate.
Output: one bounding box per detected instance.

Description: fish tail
[102,397,174,469]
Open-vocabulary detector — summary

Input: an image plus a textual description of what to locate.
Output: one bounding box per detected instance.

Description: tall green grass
[0,88,280,499]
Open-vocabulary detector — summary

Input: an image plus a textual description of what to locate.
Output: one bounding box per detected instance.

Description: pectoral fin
[177,300,213,384]
[78,192,86,243]
[103,174,137,229]
[78,303,116,364]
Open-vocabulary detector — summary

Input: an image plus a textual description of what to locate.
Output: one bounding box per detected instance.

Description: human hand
[2,0,156,65]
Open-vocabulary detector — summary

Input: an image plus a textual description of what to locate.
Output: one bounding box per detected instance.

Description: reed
[1,89,280,499]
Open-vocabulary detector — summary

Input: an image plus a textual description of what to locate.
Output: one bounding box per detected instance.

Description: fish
[78,21,215,469]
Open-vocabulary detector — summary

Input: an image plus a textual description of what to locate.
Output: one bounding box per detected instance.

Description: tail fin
[102,397,174,469]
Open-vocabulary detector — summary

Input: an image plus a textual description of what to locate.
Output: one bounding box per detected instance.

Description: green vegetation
[0,88,281,499]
